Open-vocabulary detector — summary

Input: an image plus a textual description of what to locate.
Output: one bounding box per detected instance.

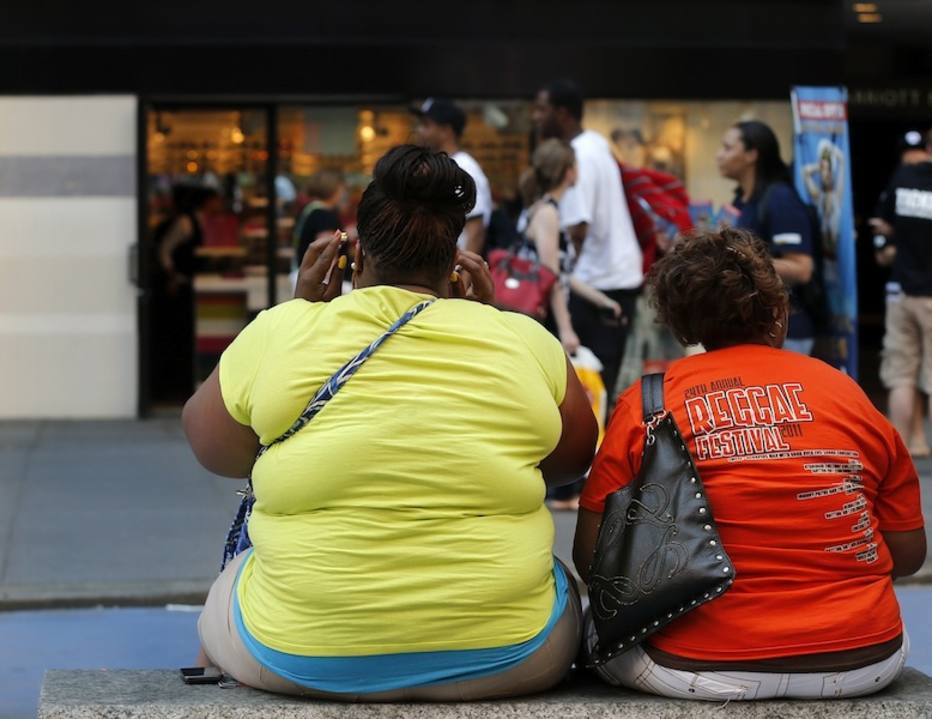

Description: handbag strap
[256,298,435,458]
[641,372,666,421]
[513,203,544,263]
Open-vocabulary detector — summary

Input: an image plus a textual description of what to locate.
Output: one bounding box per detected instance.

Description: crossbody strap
[641,372,665,421]
[256,298,435,458]
[515,202,545,262]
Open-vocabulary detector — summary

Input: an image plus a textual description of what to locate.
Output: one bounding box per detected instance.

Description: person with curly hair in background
[575,228,925,701]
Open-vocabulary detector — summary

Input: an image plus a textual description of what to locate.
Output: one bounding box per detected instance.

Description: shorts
[880,294,932,394]
[198,552,583,701]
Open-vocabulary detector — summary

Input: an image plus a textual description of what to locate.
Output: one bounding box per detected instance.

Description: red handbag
[488,247,558,319]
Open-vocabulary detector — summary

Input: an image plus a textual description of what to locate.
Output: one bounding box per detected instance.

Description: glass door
[275,105,416,292]
[143,106,270,406]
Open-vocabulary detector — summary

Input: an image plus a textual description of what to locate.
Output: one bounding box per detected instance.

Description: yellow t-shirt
[219,286,568,657]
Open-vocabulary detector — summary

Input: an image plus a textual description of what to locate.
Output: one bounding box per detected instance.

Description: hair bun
[373,145,476,215]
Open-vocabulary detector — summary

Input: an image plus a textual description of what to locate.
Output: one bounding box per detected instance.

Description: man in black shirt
[871,129,932,448]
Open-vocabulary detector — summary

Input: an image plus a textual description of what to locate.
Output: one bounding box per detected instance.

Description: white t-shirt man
[559,130,642,290]
[452,150,492,250]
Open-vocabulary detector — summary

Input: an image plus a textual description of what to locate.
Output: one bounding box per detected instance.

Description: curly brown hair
[648,228,788,350]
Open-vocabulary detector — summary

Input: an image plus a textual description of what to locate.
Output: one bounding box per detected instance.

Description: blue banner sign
[791,86,858,378]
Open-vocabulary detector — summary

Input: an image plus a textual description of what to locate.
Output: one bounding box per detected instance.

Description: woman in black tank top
[521,140,623,354]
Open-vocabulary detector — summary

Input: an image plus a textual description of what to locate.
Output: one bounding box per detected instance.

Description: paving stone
[38,669,932,719]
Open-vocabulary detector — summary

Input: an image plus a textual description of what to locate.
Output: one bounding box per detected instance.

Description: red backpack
[619,163,693,273]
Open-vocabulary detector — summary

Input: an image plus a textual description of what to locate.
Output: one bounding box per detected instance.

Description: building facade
[0,1,927,417]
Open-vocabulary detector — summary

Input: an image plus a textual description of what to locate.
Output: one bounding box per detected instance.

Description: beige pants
[881,293,932,393]
[198,551,582,701]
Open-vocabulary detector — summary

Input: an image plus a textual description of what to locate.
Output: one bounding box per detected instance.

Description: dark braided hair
[734,121,792,194]
[648,228,788,350]
[356,144,476,284]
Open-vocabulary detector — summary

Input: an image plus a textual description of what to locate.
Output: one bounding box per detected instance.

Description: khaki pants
[198,551,582,701]
[881,294,932,393]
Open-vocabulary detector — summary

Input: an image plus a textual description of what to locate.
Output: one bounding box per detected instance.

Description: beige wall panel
[0,198,135,257]
[0,96,138,418]
[0,333,136,418]
[0,96,136,156]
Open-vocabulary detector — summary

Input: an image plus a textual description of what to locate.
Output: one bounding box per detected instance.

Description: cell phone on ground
[180,666,222,685]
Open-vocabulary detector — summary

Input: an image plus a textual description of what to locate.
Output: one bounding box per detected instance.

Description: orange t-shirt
[581,344,924,661]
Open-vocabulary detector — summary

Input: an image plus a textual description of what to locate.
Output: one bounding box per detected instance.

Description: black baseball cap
[411,98,466,137]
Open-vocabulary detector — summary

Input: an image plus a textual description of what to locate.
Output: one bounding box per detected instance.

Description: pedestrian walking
[413,98,492,255]
[870,129,932,457]
[532,80,643,400]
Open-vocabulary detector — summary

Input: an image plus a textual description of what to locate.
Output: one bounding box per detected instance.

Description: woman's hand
[869,217,894,239]
[449,250,495,304]
[601,297,623,319]
[294,231,347,303]
[560,328,581,356]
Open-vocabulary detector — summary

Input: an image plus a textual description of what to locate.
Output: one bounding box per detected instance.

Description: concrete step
[39,668,932,718]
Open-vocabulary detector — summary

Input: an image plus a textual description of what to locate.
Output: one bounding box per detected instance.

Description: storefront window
[145,107,270,404]
[141,96,790,411]
[275,105,415,286]
[584,99,793,205]
[275,101,532,282]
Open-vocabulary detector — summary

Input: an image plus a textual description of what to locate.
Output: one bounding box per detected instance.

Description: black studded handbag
[586,373,735,666]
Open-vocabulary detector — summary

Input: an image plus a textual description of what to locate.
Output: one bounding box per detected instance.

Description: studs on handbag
[690,477,697,484]
[722,566,731,573]
[716,554,723,560]
[709,539,717,546]
[698,507,707,515]
[703,524,712,531]
[695,492,702,499]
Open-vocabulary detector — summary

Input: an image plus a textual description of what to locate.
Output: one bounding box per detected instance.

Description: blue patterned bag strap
[221,298,435,569]
[259,298,435,455]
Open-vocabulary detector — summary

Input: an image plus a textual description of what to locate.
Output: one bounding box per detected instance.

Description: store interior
[142,101,532,407]
[141,97,889,410]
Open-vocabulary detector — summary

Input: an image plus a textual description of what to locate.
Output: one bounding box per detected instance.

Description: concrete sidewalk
[1,419,931,609]
[0,420,240,609]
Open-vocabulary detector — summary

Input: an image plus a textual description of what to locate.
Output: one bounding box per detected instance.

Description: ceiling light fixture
[857,12,883,22]
[853,3,878,12]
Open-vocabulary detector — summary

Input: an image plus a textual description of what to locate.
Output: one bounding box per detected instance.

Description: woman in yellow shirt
[183,145,598,700]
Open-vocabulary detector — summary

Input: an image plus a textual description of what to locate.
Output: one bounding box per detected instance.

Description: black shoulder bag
[587,373,735,666]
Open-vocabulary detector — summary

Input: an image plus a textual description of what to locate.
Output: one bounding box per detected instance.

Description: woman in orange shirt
[574,228,926,701]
